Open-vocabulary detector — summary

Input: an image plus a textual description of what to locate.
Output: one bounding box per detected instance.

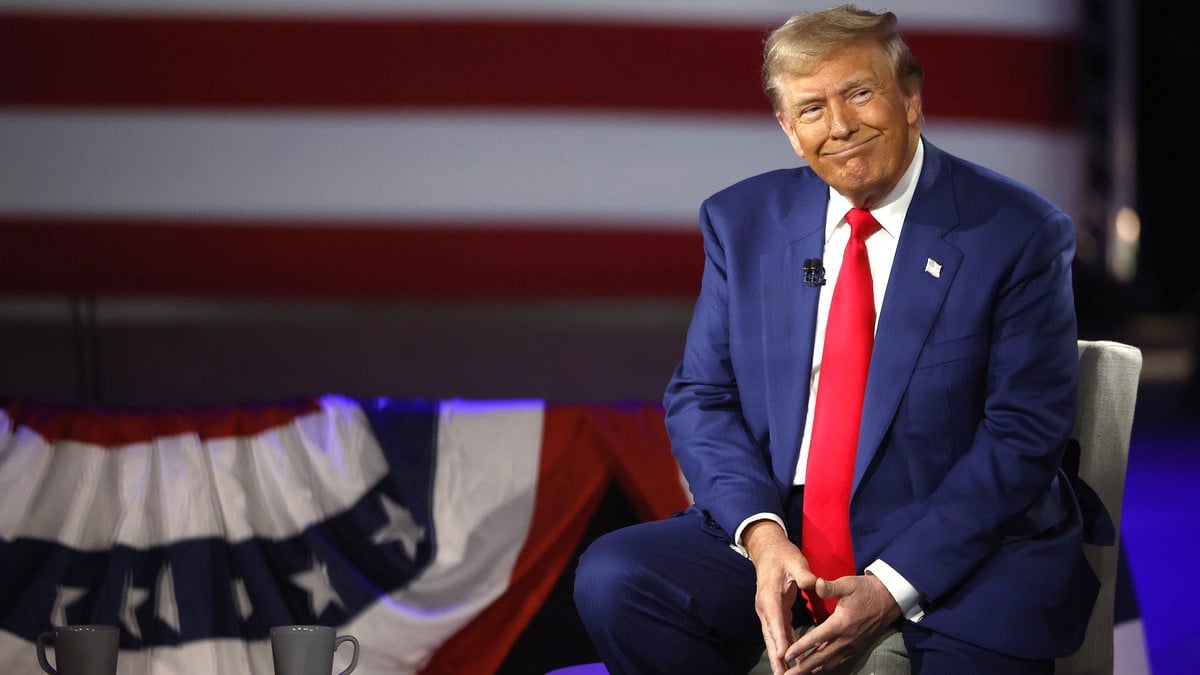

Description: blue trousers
[573,499,1054,674]
[574,506,767,674]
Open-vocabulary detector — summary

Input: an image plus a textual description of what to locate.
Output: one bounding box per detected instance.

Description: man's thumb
[815,577,842,600]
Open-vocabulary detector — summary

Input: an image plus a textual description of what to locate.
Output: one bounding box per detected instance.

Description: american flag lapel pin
[924,258,942,278]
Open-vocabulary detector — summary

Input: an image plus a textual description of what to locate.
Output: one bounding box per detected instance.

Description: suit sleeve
[663,202,783,537]
[878,209,1079,605]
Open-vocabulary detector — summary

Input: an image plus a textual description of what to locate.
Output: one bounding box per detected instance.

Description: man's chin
[824,170,879,201]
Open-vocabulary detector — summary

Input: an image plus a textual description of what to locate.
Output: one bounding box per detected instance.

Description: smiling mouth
[825,136,877,158]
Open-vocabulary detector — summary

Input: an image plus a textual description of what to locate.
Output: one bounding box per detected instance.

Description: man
[575,5,1097,675]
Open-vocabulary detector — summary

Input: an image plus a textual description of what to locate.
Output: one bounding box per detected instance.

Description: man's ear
[776,112,805,159]
[905,91,923,124]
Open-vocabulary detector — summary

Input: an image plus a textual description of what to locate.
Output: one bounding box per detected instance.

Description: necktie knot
[845,207,880,243]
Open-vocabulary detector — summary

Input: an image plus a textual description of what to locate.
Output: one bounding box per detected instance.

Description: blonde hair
[762,4,924,112]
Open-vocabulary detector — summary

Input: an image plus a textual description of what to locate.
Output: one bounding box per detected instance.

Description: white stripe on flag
[0,396,388,549]
[0,111,1083,226]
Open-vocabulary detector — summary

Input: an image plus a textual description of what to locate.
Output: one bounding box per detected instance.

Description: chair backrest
[1055,340,1143,675]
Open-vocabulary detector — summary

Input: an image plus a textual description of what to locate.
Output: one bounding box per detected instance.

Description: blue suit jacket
[663,141,1097,658]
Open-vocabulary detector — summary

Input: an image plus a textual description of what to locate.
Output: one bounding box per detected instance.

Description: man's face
[774,40,922,208]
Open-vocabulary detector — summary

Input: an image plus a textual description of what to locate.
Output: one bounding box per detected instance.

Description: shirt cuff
[733,513,788,559]
[865,559,925,622]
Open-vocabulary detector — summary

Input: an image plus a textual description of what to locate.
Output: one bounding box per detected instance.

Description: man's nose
[828,101,858,139]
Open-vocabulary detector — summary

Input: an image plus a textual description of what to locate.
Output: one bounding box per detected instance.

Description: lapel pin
[924,258,942,278]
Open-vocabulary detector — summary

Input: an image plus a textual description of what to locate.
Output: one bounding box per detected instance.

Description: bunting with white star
[0,395,690,674]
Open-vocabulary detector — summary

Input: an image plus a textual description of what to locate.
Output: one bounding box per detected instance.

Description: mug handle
[35,632,58,674]
[334,634,360,675]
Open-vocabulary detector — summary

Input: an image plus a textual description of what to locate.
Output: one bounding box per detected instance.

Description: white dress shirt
[734,139,927,621]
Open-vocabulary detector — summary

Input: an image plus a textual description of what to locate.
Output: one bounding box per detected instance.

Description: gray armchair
[1055,339,1143,674]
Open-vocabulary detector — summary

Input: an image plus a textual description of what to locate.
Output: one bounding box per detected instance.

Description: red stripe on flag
[0,219,704,298]
[0,13,1079,126]
[421,401,687,675]
[0,396,322,445]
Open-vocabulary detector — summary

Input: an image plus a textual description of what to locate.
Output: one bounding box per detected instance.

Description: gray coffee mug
[35,625,119,675]
[270,625,359,675]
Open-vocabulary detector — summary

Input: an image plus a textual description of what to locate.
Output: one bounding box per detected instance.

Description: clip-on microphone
[803,258,826,287]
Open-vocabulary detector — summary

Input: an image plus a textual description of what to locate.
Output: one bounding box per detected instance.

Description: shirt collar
[824,137,924,243]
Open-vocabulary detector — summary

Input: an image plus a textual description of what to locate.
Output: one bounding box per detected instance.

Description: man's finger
[788,645,852,675]
[756,590,793,672]
[789,561,819,591]
[775,625,800,674]
[784,620,830,664]
[761,612,793,669]
[784,634,828,674]
[815,576,852,600]
[763,619,792,672]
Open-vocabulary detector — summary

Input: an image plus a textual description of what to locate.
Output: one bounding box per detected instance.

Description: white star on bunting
[372,493,426,559]
[50,586,88,627]
[156,563,180,635]
[232,577,253,621]
[290,557,344,617]
[121,571,149,640]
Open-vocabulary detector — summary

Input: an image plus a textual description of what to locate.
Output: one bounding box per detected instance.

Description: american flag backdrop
[0,0,1084,299]
[0,1,1150,673]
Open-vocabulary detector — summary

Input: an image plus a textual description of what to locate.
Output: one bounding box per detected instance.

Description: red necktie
[802,207,880,622]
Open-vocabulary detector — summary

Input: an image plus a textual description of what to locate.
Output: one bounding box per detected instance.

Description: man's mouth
[824,135,877,158]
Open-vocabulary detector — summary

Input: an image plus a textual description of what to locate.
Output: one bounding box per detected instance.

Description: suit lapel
[762,179,827,482]
[853,143,963,495]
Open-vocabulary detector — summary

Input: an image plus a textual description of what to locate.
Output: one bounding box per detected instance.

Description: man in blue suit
[575,5,1097,675]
